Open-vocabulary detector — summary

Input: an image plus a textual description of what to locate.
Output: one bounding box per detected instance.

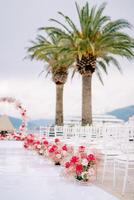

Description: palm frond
[50,18,72,34]
[103,19,132,34]
[97,60,108,74]
[58,11,80,35]
[95,68,104,85]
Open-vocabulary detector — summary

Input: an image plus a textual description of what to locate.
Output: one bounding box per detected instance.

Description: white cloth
[0,141,119,200]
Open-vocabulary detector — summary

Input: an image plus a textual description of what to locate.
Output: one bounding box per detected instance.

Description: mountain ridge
[107,105,134,121]
[0,105,133,128]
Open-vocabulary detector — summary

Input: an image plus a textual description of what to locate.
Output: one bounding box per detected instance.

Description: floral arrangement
[41,138,50,156]
[0,132,26,141]
[23,137,97,184]
[12,132,26,141]
[33,140,45,155]
[48,143,62,165]
[23,134,35,149]
[24,135,50,157]
[64,148,96,183]
[0,96,27,133]
[46,138,74,165]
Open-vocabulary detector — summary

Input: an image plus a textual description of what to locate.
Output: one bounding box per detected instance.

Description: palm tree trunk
[82,74,92,126]
[55,84,64,126]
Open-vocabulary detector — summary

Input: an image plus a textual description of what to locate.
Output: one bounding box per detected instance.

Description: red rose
[49,147,55,153]
[52,145,58,150]
[28,139,34,144]
[35,141,40,145]
[79,145,85,152]
[65,162,71,168]
[55,138,60,143]
[76,164,83,173]
[87,154,95,161]
[62,145,67,151]
[70,156,79,164]
[43,140,49,145]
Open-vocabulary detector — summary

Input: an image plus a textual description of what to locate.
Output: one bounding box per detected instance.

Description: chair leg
[113,159,116,187]
[102,154,107,184]
[95,162,98,181]
[122,162,128,195]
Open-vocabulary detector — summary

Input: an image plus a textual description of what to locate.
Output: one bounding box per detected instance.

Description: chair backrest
[55,126,63,137]
[120,127,134,154]
[128,126,134,141]
[46,126,55,137]
[63,126,74,139]
[126,127,134,154]
[102,126,119,150]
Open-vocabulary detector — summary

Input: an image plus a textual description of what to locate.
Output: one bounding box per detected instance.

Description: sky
[0,0,134,120]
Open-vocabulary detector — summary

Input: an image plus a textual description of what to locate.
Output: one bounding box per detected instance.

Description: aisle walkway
[0,141,119,200]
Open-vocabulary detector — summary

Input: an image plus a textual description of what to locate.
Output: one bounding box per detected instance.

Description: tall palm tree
[27,32,73,126]
[44,2,134,125]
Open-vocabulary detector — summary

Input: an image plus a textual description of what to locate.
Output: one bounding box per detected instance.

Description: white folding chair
[101,126,123,184]
[113,134,134,195]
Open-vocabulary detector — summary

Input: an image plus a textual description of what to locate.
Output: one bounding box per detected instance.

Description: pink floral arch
[0,97,27,133]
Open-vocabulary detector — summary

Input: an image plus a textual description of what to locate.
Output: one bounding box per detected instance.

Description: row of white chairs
[29,125,134,195]
[44,125,134,195]
[38,125,134,144]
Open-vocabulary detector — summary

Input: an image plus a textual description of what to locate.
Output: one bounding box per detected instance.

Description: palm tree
[44,2,134,125]
[27,32,73,126]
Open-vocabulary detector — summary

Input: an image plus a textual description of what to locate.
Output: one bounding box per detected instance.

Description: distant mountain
[107,105,134,121]
[10,117,35,129]
[0,116,35,129]
[9,116,22,129]
[1,105,133,129]
[0,114,54,129]
[1,115,53,129]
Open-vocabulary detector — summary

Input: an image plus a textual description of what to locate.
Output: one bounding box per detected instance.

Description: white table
[0,141,119,200]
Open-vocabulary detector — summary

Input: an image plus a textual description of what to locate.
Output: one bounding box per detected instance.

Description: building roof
[64,114,124,124]
[0,115,15,131]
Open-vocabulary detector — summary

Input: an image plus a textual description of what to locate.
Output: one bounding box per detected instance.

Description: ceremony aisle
[0,141,119,200]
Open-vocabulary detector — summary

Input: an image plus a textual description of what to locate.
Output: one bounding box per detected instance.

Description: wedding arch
[0,97,27,133]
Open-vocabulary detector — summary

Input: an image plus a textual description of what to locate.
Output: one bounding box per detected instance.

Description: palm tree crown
[27,32,73,84]
[44,2,134,79]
